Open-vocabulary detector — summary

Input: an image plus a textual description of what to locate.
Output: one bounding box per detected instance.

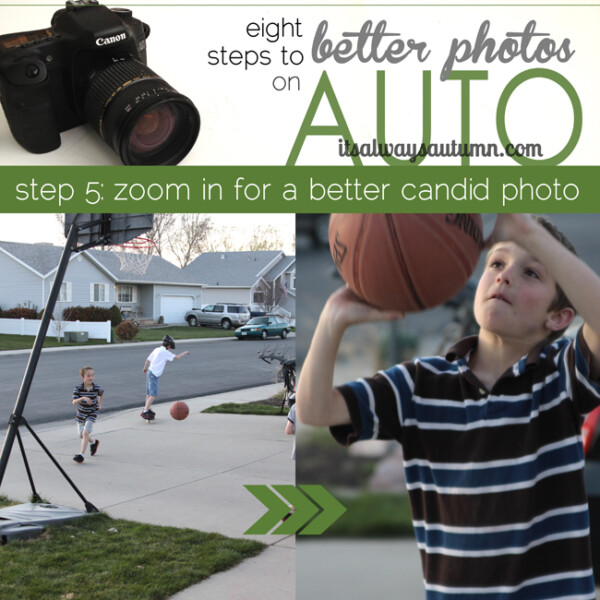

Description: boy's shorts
[77,420,94,437]
[146,370,160,397]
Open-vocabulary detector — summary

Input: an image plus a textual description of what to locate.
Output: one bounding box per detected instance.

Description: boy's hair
[162,334,175,349]
[534,216,577,341]
[79,366,94,377]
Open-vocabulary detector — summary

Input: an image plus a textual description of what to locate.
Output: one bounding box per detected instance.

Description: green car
[234,316,291,340]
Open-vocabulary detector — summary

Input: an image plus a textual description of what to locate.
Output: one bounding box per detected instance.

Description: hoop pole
[19,416,98,513]
[0,223,78,488]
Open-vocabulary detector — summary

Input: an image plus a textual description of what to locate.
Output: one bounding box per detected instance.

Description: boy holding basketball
[72,366,103,463]
[142,334,190,420]
[297,214,600,599]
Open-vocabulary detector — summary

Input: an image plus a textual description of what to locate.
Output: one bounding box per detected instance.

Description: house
[0,242,296,324]
[182,251,296,321]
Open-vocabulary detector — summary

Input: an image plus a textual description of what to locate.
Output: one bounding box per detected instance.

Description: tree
[206,224,284,252]
[144,214,176,256]
[204,227,238,252]
[253,278,288,314]
[168,214,213,268]
[246,225,283,251]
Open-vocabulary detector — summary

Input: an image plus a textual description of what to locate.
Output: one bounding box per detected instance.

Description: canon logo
[96,33,127,46]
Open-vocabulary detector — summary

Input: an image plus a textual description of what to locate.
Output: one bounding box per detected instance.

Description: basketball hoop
[112,236,157,275]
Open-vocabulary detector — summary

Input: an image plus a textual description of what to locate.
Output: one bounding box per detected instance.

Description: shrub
[63,305,113,322]
[3,307,39,319]
[110,304,123,327]
[36,308,54,320]
[115,320,139,341]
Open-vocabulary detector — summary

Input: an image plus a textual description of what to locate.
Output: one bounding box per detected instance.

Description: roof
[182,251,292,287]
[0,241,188,284]
[263,254,296,281]
[0,242,296,287]
[86,249,189,284]
[0,241,64,276]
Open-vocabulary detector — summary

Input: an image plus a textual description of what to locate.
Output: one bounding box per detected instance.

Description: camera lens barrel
[84,60,200,165]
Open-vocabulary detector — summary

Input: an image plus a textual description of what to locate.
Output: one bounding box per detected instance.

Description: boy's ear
[545,307,575,333]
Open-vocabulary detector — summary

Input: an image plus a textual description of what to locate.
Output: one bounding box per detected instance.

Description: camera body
[0,1,152,154]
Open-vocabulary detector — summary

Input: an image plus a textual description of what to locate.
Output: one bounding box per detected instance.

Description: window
[91,283,109,302]
[117,285,136,303]
[58,282,72,302]
[253,291,265,303]
[214,305,224,313]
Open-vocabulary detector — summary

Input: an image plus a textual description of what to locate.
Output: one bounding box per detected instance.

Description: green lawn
[203,400,289,416]
[0,325,233,351]
[0,334,109,351]
[0,497,264,600]
[131,325,233,342]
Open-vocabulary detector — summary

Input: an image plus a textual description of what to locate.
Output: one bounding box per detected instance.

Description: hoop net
[112,236,157,275]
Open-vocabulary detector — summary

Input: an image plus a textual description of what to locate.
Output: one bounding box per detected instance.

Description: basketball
[329,214,484,312]
[170,401,189,421]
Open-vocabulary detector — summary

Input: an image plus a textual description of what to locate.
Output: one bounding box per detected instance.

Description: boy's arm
[296,287,404,427]
[143,359,150,373]
[98,393,103,410]
[491,215,600,377]
[174,351,190,360]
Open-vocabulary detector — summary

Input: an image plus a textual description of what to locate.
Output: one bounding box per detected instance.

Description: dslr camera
[0,1,200,165]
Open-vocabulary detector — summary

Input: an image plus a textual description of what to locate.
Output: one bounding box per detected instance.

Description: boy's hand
[484,214,537,249]
[326,286,405,329]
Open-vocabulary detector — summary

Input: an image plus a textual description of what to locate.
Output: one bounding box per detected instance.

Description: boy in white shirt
[141,335,190,420]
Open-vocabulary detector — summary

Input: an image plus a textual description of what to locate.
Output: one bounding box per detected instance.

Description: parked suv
[185,304,250,329]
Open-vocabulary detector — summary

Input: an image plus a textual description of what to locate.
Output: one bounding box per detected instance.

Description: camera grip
[0,83,61,153]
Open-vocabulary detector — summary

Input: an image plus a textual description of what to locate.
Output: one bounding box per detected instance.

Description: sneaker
[90,439,100,456]
[73,454,84,463]
[141,410,155,420]
[148,409,156,417]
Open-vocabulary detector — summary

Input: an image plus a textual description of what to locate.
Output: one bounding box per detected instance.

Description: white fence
[0,318,112,343]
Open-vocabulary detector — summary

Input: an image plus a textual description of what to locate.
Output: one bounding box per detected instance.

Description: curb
[0,332,295,357]
[0,336,237,356]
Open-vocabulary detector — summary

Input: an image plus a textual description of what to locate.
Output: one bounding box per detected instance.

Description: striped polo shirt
[73,383,103,423]
[332,329,600,599]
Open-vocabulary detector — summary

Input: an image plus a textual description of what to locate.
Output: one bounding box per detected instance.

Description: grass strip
[130,326,233,342]
[0,325,232,351]
[203,397,289,416]
[321,493,415,538]
[0,334,108,351]
[0,507,264,600]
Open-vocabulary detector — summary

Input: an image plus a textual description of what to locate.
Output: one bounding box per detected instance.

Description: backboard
[64,214,154,250]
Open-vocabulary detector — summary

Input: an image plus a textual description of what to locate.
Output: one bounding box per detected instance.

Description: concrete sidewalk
[0,384,294,600]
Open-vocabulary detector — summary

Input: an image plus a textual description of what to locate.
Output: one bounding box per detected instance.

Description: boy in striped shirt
[297,214,600,599]
[72,366,103,463]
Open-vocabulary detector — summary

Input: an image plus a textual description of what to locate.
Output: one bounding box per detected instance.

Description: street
[0,337,294,425]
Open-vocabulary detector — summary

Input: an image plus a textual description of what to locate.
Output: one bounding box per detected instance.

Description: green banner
[0,165,598,213]
[244,484,346,535]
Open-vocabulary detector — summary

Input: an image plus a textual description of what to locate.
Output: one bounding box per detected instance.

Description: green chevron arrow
[244,485,346,535]
[244,485,290,534]
[271,485,319,535]
[298,485,347,535]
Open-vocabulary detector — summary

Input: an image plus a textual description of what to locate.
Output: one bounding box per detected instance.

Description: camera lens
[131,106,175,152]
[84,60,200,165]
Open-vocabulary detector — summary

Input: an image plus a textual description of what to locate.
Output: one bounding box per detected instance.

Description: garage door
[161,296,194,324]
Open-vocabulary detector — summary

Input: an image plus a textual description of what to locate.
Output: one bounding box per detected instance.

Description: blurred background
[295,213,600,600]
